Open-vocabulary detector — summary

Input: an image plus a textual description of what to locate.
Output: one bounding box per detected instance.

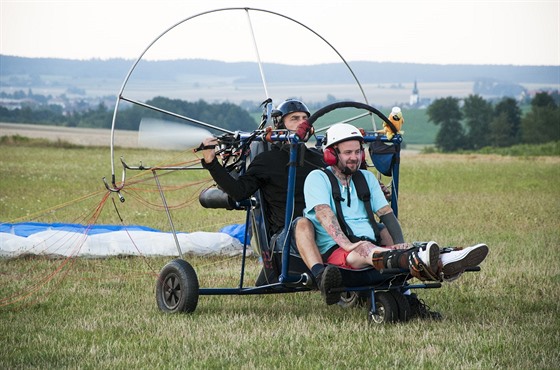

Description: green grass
[1,141,559,369]
[423,141,560,157]
[475,141,560,156]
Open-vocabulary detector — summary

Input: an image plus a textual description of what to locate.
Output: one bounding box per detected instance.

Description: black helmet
[271,99,310,128]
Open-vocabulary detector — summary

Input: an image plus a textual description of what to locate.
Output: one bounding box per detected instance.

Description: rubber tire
[338,291,368,309]
[156,259,199,314]
[368,291,398,324]
[389,290,412,322]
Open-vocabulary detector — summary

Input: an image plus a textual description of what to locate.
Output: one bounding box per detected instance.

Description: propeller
[138,118,213,150]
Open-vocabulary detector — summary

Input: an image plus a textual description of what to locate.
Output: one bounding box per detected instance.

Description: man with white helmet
[301,123,489,310]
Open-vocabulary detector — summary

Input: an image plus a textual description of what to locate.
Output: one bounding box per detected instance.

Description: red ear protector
[323,146,338,166]
[323,146,366,166]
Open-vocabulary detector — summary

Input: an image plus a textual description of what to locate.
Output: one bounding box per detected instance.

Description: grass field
[1,141,559,369]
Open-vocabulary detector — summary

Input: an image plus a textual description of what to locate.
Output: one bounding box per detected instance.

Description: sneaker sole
[442,244,489,277]
[322,265,343,305]
[426,241,440,273]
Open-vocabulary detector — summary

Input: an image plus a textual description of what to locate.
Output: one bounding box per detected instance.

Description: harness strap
[322,169,381,243]
[351,170,382,243]
[323,169,356,240]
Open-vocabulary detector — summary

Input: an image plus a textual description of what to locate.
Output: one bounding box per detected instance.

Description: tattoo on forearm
[315,204,350,247]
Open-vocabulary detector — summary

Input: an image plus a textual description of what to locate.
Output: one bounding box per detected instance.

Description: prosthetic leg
[372,241,441,281]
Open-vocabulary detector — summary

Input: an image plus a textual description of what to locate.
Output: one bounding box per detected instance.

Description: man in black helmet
[201,99,322,236]
[200,99,337,291]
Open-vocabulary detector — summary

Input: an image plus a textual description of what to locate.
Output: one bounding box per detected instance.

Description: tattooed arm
[314,204,371,253]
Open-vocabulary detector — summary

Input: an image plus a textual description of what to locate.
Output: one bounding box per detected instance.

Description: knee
[296,217,314,233]
[294,218,316,248]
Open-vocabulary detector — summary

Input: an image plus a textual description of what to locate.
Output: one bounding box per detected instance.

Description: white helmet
[323,123,363,149]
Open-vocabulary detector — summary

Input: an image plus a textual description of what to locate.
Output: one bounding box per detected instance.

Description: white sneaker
[408,241,440,281]
[417,241,440,274]
[440,244,489,281]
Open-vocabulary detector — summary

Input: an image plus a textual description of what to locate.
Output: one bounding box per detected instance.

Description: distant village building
[409,80,419,106]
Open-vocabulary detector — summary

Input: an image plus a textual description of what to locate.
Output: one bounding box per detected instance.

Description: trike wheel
[338,291,368,309]
[368,291,398,324]
[389,290,412,322]
[156,259,199,314]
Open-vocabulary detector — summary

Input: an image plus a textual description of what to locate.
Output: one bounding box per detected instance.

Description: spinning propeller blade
[138,118,213,150]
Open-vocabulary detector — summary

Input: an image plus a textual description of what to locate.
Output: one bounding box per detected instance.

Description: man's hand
[342,240,375,252]
[201,137,218,164]
[379,181,391,200]
[295,119,313,140]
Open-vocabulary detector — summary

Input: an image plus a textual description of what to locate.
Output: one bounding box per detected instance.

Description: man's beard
[340,160,360,175]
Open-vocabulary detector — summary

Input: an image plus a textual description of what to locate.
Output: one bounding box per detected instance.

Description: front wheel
[156,259,199,314]
[368,291,398,324]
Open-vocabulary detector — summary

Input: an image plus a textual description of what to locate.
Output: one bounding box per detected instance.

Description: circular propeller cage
[105,7,375,191]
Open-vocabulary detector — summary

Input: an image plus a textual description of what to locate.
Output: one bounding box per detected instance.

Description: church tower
[410,80,419,106]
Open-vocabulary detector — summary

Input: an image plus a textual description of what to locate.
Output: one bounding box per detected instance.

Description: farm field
[1,138,559,368]
[0,122,139,148]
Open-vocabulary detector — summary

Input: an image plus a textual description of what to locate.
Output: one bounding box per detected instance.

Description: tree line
[427,91,560,152]
[0,97,256,134]
[1,92,559,151]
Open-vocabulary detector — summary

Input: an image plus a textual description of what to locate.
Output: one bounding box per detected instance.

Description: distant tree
[145,97,255,132]
[0,104,71,125]
[489,112,514,147]
[117,105,143,131]
[20,107,33,123]
[493,97,522,145]
[531,91,557,108]
[427,97,465,152]
[549,90,560,106]
[67,102,109,128]
[521,92,560,144]
[462,94,493,149]
[0,106,16,121]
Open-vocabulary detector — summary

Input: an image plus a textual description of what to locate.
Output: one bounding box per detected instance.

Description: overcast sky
[1,0,559,66]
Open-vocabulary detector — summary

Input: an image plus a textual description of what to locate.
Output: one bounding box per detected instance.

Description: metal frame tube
[107,7,369,187]
[152,170,183,259]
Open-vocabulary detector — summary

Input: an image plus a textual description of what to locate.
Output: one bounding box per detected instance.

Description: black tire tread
[156,259,199,314]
